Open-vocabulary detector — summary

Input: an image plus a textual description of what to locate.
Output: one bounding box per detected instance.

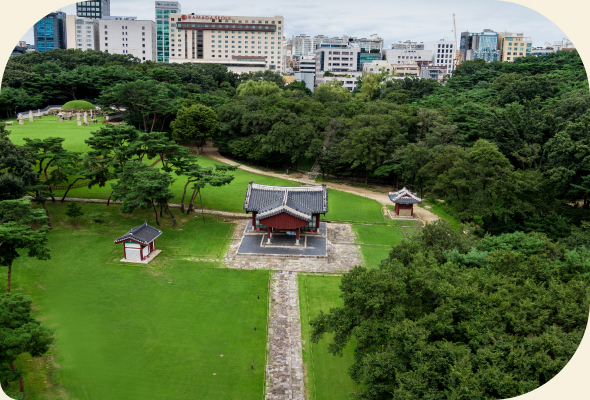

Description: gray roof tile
[114,222,162,245]
[388,187,422,204]
[243,182,328,216]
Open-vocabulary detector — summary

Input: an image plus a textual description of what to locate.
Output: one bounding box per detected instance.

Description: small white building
[98,16,157,62]
[114,222,162,263]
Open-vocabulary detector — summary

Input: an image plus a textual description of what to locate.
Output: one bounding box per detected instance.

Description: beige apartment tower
[497,32,532,62]
[168,13,284,73]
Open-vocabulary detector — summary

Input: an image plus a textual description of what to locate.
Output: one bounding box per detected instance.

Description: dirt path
[200,143,439,224]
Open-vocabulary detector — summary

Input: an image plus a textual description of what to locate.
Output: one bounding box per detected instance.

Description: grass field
[298,274,358,400]
[7,118,385,224]
[352,223,420,268]
[6,202,269,400]
[7,115,106,153]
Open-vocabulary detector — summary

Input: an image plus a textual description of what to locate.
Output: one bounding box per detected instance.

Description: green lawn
[352,224,420,268]
[8,119,385,223]
[7,115,106,153]
[298,274,358,400]
[6,202,269,400]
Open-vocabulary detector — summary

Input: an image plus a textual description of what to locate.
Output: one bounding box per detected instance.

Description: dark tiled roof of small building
[243,182,328,218]
[114,222,162,245]
[388,187,422,204]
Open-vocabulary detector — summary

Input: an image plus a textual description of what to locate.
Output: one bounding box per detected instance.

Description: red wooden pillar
[267,227,272,244]
[252,212,257,230]
[296,228,300,245]
[395,203,399,215]
[411,205,414,217]
[315,214,320,232]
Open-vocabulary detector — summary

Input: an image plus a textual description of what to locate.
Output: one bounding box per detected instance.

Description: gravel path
[200,143,440,224]
[265,271,305,400]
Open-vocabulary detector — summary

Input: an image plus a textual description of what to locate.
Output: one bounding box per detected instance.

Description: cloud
[21,0,567,48]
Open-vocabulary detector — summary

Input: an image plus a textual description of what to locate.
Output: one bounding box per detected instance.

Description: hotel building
[168,13,284,73]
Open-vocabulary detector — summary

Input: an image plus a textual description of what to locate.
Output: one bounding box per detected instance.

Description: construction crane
[452,13,463,68]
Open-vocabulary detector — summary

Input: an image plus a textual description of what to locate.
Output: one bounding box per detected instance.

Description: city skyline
[20,0,569,49]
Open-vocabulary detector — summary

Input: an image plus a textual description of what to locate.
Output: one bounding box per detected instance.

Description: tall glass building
[76,0,110,19]
[155,1,181,63]
[34,11,67,52]
[460,29,500,62]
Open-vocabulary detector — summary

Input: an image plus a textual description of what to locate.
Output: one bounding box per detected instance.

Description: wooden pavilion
[114,222,162,262]
[243,182,328,245]
[388,187,422,217]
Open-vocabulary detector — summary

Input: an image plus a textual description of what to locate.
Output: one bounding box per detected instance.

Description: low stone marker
[28,111,33,122]
[91,119,98,124]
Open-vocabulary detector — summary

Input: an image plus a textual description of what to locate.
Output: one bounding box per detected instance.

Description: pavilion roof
[243,182,328,219]
[114,222,162,245]
[388,187,422,204]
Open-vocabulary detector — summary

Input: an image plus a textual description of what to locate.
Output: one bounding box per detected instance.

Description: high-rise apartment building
[497,32,532,62]
[34,11,67,52]
[98,17,157,62]
[424,39,456,73]
[168,13,284,72]
[76,0,110,19]
[460,29,500,62]
[66,15,99,51]
[155,1,181,63]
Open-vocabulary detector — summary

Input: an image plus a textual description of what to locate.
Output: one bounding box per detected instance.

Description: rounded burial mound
[61,100,95,111]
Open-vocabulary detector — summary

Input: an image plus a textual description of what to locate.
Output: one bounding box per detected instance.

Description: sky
[20,0,569,48]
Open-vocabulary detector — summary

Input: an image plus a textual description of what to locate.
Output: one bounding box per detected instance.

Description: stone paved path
[265,271,305,400]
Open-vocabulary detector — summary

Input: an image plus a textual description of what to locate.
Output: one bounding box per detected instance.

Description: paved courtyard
[223,220,362,273]
[237,221,328,257]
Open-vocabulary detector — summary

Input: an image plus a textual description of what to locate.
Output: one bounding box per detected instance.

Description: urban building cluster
[284,28,575,93]
[18,3,575,83]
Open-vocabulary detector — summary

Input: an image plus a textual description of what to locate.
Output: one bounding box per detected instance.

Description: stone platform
[237,222,327,258]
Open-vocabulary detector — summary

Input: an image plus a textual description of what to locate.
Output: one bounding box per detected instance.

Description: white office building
[315,43,362,91]
[98,17,157,62]
[423,38,456,74]
[66,15,99,51]
[385,45,432,66]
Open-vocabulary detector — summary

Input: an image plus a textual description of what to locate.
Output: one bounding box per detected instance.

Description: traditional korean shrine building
[388,187,422,217]
[243,182,328,245]
[114,222,162,262]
